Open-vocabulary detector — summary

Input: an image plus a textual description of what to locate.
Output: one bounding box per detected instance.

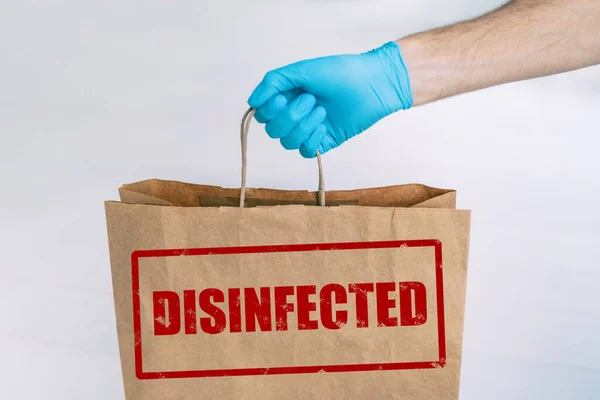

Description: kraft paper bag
[104,109,471,399]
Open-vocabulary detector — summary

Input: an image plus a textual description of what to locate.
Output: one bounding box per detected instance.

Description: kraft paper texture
[105,179,471,400]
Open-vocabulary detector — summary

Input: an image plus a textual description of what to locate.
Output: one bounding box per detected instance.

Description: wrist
[395,36,448,107]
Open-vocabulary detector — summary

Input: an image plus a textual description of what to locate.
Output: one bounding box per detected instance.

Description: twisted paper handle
[240,108,325,208]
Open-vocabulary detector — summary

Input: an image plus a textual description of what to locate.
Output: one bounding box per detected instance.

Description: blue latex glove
[247,41,413,158]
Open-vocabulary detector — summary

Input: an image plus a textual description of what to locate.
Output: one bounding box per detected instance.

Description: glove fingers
[318,130,339,154]
[300,124,328,159]
[254,90,304,123]
[265,93,316,139]
[248,66,305,109]
[254,94,287,123]
[280,106,326,150]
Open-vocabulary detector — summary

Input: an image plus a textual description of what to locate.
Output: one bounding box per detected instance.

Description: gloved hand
[247,41,414,158]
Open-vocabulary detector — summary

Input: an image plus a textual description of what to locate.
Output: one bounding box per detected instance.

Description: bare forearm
[397,0,600,106]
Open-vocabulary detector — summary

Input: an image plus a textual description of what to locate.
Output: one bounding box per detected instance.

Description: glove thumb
[248,64,306,109]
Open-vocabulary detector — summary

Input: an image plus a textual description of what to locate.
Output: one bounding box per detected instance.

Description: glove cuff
[372,41,414,111]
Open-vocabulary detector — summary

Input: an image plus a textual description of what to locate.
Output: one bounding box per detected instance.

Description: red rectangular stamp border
[131,239,445,380]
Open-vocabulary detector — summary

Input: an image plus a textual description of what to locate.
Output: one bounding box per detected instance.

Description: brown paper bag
[104,110,471,399]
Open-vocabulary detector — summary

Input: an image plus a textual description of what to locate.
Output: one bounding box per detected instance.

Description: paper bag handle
[240,107,326,208]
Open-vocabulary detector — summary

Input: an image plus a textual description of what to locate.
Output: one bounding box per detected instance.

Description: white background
[1,0,599,398]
